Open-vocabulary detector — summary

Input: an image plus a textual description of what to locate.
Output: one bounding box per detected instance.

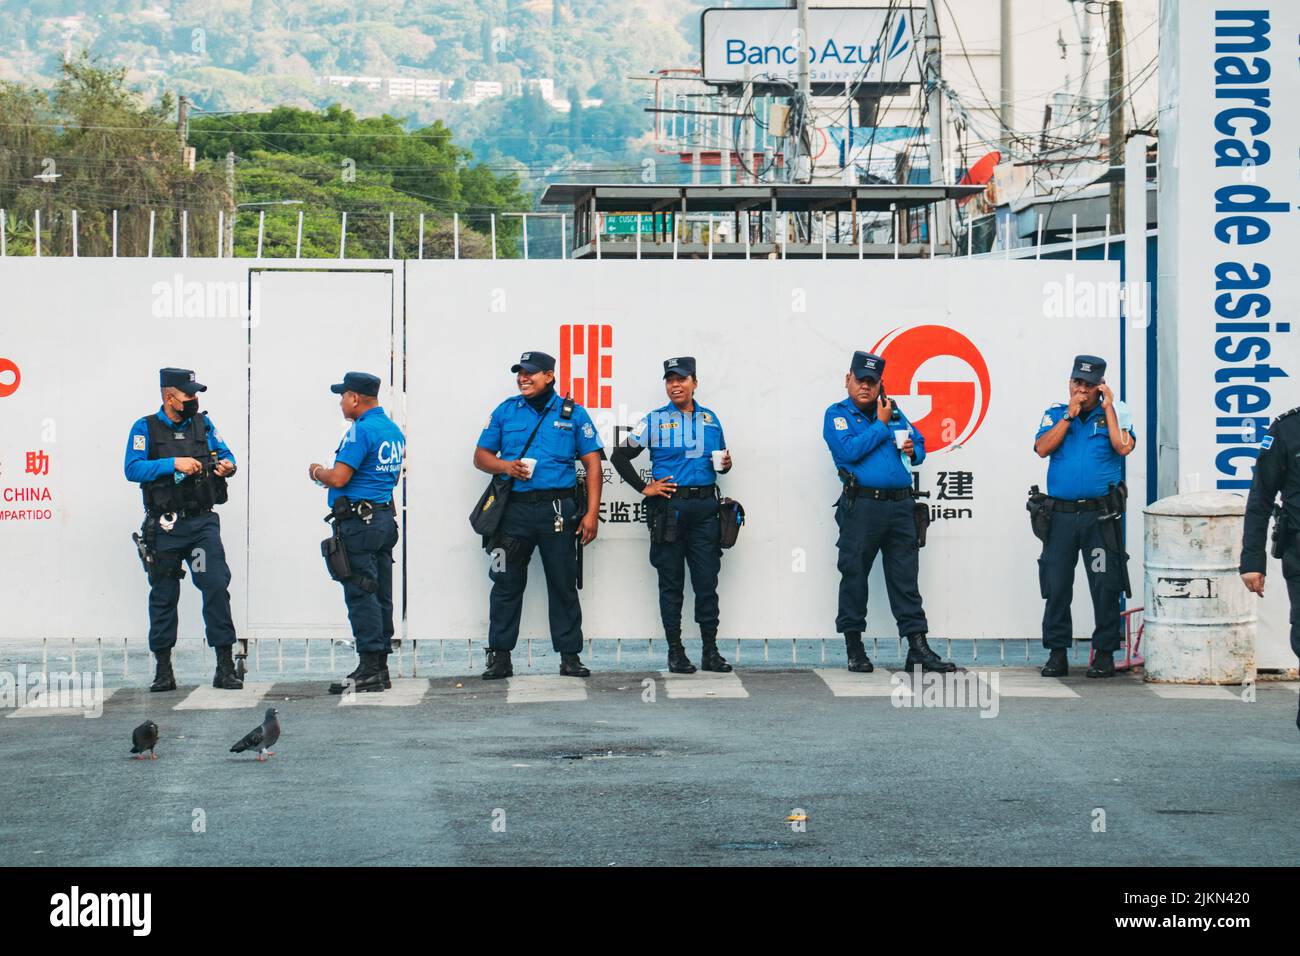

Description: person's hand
[1241,572,1265,597]
[1066,393,1085,418]
[1098,381,1114,409]
[503,459,532,480]
[877,395,893,420]
[174,457,203,476]
[578,511,599,545]
[215,459,235,477]
[902,438,915,460]
[643,476,677,498]
[720,451,732,472]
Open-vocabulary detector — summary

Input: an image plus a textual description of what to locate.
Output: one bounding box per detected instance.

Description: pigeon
[230,707,280,762]
[130,720,159,760]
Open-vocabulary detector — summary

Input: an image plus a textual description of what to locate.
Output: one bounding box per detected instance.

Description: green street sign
[602,213,674,235]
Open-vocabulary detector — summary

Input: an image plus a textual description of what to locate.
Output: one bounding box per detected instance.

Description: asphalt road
[2,654,1298,867]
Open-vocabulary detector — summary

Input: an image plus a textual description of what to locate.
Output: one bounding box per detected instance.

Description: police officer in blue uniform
[474,351,603,679]
[610,356,733,674]
[824,351,955,674]
[124,368,241,692]
[308,372,405,694]
[1032,355,1136,678]
[1239,404,1300,732]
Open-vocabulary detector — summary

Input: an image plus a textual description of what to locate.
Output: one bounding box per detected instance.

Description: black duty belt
[148,505,213,520]
[512,487,575,504]
[845,486,911,501]
[672,485,717,499]
[340,500,393,519]
[1046,495,1107,513]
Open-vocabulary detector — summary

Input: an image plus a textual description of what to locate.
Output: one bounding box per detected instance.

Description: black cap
[330,371,382,397]
[159,368,206,394]
[1072,355,1106,385]
[511,351,556,374]
[663,356,697,379]
[849,351,885,381]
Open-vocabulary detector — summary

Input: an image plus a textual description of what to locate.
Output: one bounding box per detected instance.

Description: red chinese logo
[872,325,991,453]
[559,324,613,409]
[0,358,19,398]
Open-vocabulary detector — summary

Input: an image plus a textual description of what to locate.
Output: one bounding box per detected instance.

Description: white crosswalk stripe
[977,669,1080,699]
[1146,684,1241,701]
[506,675,588,703]
[338,678,430,707]
[660,671,748,699]
[814,668,911,698]
[173,682,273,711]
[6,688,118,718]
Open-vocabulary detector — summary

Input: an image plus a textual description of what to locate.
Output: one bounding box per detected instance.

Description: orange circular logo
[0,358,19,398]
[871,326,991,453]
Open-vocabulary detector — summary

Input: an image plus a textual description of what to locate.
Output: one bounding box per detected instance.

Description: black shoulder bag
[469,410,549,539]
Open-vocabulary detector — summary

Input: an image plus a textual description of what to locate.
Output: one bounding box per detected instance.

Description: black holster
[911,490,931,548]
[1026,485,1052,544]
[1270,504,1290,560]
[836,467,859,511]
[133,519,185,584]
[647,498,677,545]
[321,497,378,593]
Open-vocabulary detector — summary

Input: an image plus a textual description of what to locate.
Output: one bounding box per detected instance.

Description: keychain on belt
[552,499,564,533]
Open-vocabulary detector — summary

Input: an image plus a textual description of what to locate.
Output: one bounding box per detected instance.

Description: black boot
[905,633,956,673]
[212,644,244,690]
[150,648,176,692]
[665,631,696,674]
[330,652,385,693]
[559,652,591,677]
[381,651,392,689]
[481,649,513,680]
[844,632,874,673]
[699,633,732,673]
[1040,648,1069,677]
[1086,651,1116,679]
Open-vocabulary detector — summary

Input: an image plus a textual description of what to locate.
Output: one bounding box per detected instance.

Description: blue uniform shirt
[626,402,727,486]
[123,407,235,484]
[1035,400,1134,499]
[331,406,406,506]
[823,396,924,490]
[477,393,604,491]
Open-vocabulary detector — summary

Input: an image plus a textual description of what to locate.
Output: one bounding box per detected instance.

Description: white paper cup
[520,457,537,479]
[711,450,727,470]
[894,430,909,449]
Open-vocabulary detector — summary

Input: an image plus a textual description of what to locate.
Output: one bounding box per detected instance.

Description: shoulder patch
[132,434,147,451]
[582,422,595,439]
[701,411,713,424]
[833,416,848,431]
[1260,435,1274,451]
[1039,414,1054,429]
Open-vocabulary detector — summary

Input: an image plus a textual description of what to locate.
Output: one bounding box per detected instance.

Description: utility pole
[924,0,951,249]
[177,95,189,164]
[1107,0,1126,231]
[792,0,810,185]
[1000,0,1014,151]
[225,151,236,256]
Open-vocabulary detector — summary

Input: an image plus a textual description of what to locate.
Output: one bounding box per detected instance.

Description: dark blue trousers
[487,497,583,653]
[1038,509,1122,653]
[1286,545,1300,732]
[834,496,928,638]
[147,511,236,652]
[337,509,398,655]
[648,495,721,636]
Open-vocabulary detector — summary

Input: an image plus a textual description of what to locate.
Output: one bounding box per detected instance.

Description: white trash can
[1143,492,1257,684]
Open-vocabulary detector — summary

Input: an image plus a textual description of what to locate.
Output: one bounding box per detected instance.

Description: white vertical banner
[1159,0,1300,668]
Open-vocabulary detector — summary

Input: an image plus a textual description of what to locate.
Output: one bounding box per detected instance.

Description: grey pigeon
[230,707,280,762]
[130,720,159,760]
